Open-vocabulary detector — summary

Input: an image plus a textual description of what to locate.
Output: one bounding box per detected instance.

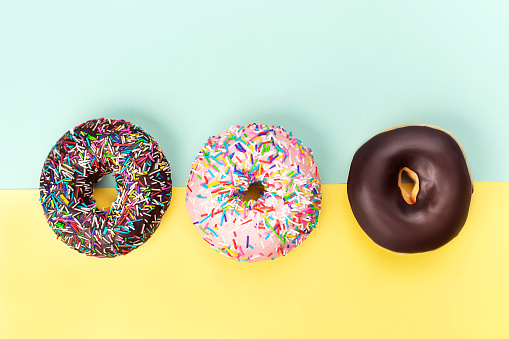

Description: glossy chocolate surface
[347,126,473,253]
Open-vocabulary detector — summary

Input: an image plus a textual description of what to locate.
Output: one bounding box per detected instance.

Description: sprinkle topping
[186,124,322,262]
[39,118,172,257]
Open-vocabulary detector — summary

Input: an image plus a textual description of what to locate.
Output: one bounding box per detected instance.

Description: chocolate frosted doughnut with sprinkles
[186,124,322,262]
[40,118,172,257]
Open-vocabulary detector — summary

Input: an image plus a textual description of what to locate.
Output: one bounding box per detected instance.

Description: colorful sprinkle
[39,118,172,257]
[185,124,322,263]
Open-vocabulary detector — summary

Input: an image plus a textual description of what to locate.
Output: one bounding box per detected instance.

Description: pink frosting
[186,124,322,262]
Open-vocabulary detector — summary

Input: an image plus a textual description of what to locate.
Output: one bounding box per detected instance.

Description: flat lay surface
[1,1,509,188]
[1,1,509,338]
[1,185,509,338]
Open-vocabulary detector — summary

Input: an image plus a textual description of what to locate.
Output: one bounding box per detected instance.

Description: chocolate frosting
[40,118,172,257]
[347,126,473,253]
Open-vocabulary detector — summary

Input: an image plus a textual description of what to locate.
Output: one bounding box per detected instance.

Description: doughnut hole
[94,173,117,211]
[398,167,419,205]
[242,181,265,204]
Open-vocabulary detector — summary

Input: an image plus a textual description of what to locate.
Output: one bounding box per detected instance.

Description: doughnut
[186,123,322,262]
[40,118,172,257]
[347,125,473,253]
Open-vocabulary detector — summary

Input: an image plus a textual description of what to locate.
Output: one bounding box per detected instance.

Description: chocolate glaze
[347,126,473,253]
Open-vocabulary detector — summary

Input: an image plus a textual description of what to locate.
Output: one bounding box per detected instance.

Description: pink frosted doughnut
[186,124,322,262]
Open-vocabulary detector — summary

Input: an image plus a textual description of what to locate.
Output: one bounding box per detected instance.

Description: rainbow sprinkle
[185,124,322,263]
[39,118,172,257]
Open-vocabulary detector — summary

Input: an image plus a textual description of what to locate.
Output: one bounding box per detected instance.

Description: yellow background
[1,184,508,338]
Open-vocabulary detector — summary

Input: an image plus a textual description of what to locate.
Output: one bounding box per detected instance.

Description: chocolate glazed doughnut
[347,125,473,253]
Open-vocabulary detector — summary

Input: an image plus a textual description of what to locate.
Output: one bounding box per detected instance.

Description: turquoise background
[1,0,508,189]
